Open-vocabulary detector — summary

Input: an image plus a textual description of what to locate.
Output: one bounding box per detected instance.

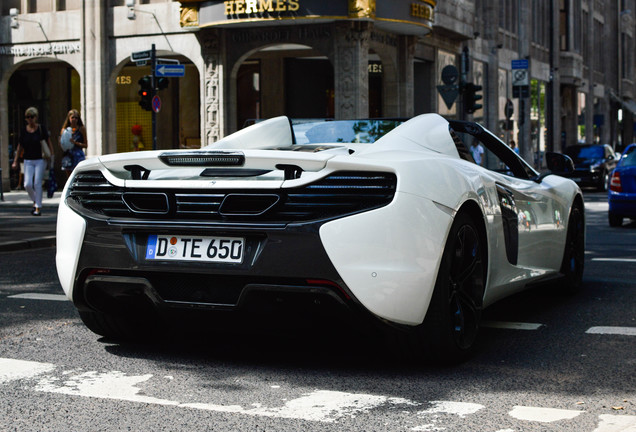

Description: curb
[0,235,56,252]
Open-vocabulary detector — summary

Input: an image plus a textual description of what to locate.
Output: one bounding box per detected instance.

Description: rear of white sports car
[56,115,584,363]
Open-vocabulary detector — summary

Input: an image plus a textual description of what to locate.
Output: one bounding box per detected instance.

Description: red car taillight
[609,171,622,192]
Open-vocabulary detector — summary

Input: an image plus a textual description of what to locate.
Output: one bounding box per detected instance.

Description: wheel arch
[456,199,489,289]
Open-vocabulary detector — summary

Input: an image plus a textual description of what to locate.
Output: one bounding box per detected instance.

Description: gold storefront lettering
[410,2,433,20]
[225,0,299,15]
[116,75,132,85]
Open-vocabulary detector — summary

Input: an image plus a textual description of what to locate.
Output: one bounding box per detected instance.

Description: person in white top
[470,140,485,166]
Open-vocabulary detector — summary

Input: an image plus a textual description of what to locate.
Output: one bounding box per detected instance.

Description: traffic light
[138,76,152,111]
[464,82,483,114]
[156,77,169,91]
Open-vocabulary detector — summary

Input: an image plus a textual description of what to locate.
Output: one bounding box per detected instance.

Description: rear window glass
[293,120,404,144]
[565,146,603,160]
[621,150,636,167]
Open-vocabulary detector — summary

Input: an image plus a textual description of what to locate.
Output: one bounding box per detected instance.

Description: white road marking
[591,258,636,263]
[2,357,634,430]
[8,293,68,301]
[586,326,636,336]
[417,401,485,418]
[509,406,584,422]
[30,364,420,423]
[593,414,636,432]
[0,358,56,384]
[481,321,544,330]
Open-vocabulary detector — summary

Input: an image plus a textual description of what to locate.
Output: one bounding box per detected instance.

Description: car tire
[599,170,609,191]
[78,310,156,341]
[608,213,623,227]
[415,212,485,364]
[560,204,585,294]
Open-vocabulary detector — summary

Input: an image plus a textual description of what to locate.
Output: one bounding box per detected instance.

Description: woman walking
[60,109,87,177]
[11,107,54,216]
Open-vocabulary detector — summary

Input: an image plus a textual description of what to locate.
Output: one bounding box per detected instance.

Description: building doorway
[115,56,200,152]
[236,44,335,128]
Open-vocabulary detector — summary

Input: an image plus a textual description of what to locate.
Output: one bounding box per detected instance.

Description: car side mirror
[545,152,575,174]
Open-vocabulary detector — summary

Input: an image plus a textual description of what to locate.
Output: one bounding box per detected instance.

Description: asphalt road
[0,191,634,432]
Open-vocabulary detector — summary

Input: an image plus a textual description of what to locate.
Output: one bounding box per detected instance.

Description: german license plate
[146,235,244,263]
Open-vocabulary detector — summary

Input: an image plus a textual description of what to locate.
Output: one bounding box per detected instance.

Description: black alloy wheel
[418,212,485,364]
[560,204,585,294]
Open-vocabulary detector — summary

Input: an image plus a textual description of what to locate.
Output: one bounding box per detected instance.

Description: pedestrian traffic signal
[464,82,483,114]
[138,76,152,111]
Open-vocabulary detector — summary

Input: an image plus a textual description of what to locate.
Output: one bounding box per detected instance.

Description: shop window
[1,0,20,15]
[237,60,261,129]
[368,60,383,118]
[284,58,334,119]
[27,0,53,13]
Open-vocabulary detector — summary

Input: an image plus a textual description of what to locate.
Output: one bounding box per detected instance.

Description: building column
[397,35,416,118]
[200,31,224,145]
[518,0,533,163]
[333,22,370,119]
[584,2,595,145]
[0,78,8,192]
[82,1,107,157]
[561,85,578,148]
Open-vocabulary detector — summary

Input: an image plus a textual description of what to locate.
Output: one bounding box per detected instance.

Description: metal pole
[151,44,157,151]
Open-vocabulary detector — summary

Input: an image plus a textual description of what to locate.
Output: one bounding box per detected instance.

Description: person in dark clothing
[11,107,54,216]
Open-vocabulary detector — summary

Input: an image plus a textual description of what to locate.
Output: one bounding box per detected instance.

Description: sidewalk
[0,190,60,252]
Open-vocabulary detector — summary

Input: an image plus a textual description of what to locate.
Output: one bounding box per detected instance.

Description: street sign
[131,50,152,62]
[152,95,161,113]
[505,99,514,118]
[512,59,529,98]
[155,64,185,77]
[511,59,529,69]
[441,65,459,85]
[512,69,529,87]
[437,85,459,109]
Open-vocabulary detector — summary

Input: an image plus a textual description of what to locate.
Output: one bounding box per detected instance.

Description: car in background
[563,144,618,191]
[608,143,636,227]
[56,114,585,363]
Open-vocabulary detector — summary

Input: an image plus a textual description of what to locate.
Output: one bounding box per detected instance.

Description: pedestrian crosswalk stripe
[481,321,544,330]
[586,326,636,336]
[7,293,68,301]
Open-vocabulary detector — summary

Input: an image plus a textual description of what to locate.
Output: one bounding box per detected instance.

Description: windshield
[565,145,604,160]
[292,119,404,144]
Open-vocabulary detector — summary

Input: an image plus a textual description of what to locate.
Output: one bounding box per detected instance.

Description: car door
[449,121,568,271]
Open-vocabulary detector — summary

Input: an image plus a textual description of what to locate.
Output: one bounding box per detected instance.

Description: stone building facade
[0,0,634,191]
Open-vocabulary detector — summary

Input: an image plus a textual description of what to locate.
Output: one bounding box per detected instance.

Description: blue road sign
[511,59,529,69]
[155,64,185,77]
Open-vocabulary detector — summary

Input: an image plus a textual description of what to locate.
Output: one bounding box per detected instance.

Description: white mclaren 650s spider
[56,114,585,362]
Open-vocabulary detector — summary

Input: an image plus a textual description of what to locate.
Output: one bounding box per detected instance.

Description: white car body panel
[56,182,87,300]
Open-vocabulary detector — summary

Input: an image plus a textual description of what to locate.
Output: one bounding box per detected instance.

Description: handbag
[39,126,51,160]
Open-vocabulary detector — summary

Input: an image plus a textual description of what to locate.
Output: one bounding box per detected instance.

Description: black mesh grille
[68,170,396,223]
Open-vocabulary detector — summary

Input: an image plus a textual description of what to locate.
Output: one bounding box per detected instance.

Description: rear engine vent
[68,171,128,216]
[68,170,397,224]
